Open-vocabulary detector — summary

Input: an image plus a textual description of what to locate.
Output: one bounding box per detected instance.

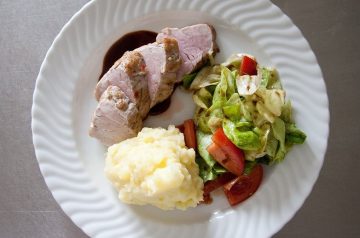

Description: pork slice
[94,51,150,118]
[136,37,181,107]
[89,86,142,146]
[156,24,219,82]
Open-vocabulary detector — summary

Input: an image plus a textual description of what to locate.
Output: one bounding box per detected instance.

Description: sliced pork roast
[89,86,142,146]
[90,24,219,146]
[136,37,181,107]
[156,24,219,82]
[95,51,150,118]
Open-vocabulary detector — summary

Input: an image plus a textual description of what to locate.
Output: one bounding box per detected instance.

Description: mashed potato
[105,125,204,210]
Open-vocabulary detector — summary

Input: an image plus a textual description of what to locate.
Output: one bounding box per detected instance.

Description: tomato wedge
[201,172,236,204]
[203,172,237,194]
[240,55,257,75]
[210,128,245,176]
[207,143,242,176]
[183,119,197,149]
[223,164,263,206]
[176,124,185,133]
[201,193,213,204]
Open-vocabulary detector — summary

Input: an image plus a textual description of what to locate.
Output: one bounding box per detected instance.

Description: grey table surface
[1,0,359,237]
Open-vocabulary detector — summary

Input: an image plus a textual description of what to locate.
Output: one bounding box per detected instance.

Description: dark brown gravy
[99,30,157,80]
[100,30,174,115]
[148,97,172,116]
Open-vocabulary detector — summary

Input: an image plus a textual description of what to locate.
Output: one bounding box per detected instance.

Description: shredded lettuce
[182,72,197,89]
[221,53,242,68]
[243,160,257,175]
[265,130,278,159]
[189,66,221,90]
[195,130,227,182]
[222,119,262,151]
[192,53,306,176]
[194,107,212,133]
[213,164,227,174]
[221,53,257,71]
[255,88,285,120]
[226,69,236,98]
[281,100,293,123]
[261,67,282,89]
[195,155,218,182]
[271,117,287,163]
[195,66,236,133]
[223,93,242,121]
[207,106,224,133]
[213,67,229,104]
[285,123,307,144]
[193,88,213,109]
[196,130,216,167]
[244,124,271,161]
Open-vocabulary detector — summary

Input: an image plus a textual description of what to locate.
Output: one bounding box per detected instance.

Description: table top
[1,0,359,237]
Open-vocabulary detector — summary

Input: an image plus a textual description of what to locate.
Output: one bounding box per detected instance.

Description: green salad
[180,53,306,205]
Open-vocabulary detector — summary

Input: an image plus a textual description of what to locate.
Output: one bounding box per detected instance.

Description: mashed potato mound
[105,125,204,210]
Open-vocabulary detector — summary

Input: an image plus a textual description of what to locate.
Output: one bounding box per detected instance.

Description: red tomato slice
[201,193,213,204]
[240,55,257,75]
[203,172,237,194]
[201,172,236,204]
[183,119,197,149]
[207,143,243,176]
[211,128,245,176]
[223,164,263,206]
[176,124,185,133]
[206,143,226,166]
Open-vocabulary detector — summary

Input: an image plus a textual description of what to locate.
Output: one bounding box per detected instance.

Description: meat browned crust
[89,86,142,146]
[95,51,150,118]
[136,38,181,107]
[156,24,219,82]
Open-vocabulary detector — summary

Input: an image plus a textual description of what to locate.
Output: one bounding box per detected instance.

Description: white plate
[31,0,329,237]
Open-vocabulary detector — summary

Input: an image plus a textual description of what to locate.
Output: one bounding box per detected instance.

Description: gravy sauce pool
[100,30,173,115]
[99,30,157,79]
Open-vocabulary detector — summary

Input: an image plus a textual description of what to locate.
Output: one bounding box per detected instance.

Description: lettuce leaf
[261,67,282,89]
[271,117,287,163]
[255,88,285,118]
[243,160,257,175]
[213,67,228,104]
[223,93,242,121]
[265,129,278,158]
[183,72,198,89]
[189,65,221,90]
[196,130,216,167]
[226,69,236,98]
[191,57,307,172]
[195,155,218,182]
[223,119,262,151]
[193,88,213,109]
[194,107,212,133]
[244,124,271,161]
[195,130,227,182]
[281,100,293,123]
[195,66,241,133]
[213,163,227,174]
[221,53,242,69]
[208,110,224,133]
[285,123,307,144]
